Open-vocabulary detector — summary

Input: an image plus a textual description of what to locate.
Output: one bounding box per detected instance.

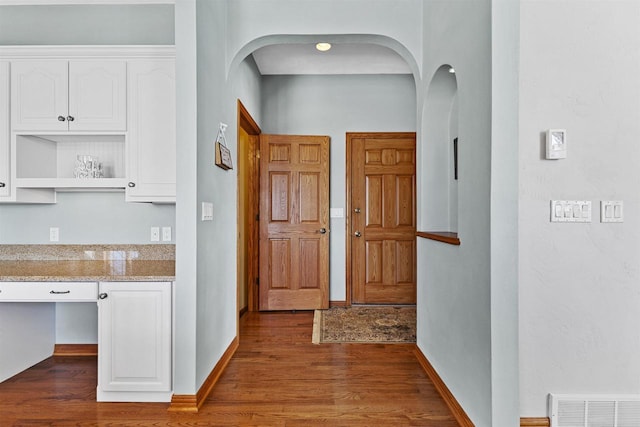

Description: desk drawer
[0,282,98,302]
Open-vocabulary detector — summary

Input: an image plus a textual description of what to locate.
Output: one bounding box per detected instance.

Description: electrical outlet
[150,227,160,242]
[49,227,59,242]
[162,226,172,241]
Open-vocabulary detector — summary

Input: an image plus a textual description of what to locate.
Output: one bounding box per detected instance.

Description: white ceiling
[251,43,412,75]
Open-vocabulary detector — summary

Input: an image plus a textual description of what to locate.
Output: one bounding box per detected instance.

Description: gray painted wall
[177,2,514,425]
[519,1,640,416]
[193,0,238,394]
[261,74,416,301]
[419,1,496,425]
[174,0,199,395]
[195,1,264,392]
[0,5,174,45]
[175,0,428,398]
[0,192,175,244]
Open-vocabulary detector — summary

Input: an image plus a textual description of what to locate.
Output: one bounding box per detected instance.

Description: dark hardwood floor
[0,311,458,426]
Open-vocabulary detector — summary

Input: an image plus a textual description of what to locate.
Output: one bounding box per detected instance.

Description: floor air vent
[549,394,640,427]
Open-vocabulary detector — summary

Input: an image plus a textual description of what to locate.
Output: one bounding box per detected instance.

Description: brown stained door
[259,134,330,311]
[350,133,416,304]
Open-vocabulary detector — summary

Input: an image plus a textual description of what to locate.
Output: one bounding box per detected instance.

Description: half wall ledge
[416,231,460,246]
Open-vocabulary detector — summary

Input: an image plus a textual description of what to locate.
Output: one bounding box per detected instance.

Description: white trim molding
[0,1,174,5]
[0,45,175,59]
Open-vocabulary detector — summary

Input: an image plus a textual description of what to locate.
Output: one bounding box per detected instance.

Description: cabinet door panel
[98,281,172,394]
[11,60,68,131]
[126,60,176,202]
[0,61,9,197]
[69,61,126,131]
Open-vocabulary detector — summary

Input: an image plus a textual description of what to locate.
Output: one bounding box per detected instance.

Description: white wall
[519,0,640,416]
[261,74,416,301]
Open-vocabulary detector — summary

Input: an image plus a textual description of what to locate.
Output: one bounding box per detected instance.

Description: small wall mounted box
[546,129,567,159]
[201,202,213,221]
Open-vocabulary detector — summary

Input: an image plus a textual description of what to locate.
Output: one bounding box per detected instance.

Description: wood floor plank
[0,311,459,426]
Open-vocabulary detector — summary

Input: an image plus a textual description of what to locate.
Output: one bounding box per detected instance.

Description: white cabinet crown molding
[0,45,175,60]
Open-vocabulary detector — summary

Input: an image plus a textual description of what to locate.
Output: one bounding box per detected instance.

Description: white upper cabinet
[0,61,9,198]
[10,60,67,131]
[125,60,176,203]
[11,60,126,132]
[69,61,127,131]
[0,46,174,203]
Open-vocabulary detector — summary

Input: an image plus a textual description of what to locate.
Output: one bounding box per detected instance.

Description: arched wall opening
[421,64,458,233]
[227,34,421,81]
[228,35,420,304]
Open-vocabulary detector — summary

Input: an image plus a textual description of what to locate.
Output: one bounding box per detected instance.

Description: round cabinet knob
[57,116,66,122]
[128,182,136,188]
[98,293,108,300]
[318,228,327,234]
[67,115,75,122]
[354,231,362,237]
[0,182,5,188]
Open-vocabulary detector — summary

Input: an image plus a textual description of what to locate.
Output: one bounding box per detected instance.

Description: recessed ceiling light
[316,42,332,52]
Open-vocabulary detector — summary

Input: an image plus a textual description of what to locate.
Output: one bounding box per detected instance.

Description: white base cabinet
[0,61,9,198]
[97,281,172,402]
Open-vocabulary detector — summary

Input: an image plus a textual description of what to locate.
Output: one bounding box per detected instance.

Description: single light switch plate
[49,227,59,242]
[202,202,213,221]
[550,200,591,223]
[546,129,567,159]
[330,208,344,218]
[151,227,160,242]
[162,226,172,241]
[601,200,623,223]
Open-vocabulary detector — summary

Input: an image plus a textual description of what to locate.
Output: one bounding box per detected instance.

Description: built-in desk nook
[0,245,175,402]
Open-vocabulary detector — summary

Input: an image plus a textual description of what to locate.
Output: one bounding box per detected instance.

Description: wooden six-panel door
[349,133,416,304]
[259,134,330,311]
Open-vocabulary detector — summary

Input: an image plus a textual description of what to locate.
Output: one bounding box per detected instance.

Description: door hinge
[256,214,260,221]
[256,278,259,286]
[256,149,261,159]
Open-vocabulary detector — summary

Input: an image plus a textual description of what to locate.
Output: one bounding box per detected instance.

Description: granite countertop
[0,245,175,282]
[0,260,175,282]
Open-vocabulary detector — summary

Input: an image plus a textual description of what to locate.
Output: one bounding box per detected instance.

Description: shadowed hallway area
[0,311,457,426]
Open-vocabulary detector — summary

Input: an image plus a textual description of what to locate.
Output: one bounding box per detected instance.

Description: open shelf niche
[14,133,127,190]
